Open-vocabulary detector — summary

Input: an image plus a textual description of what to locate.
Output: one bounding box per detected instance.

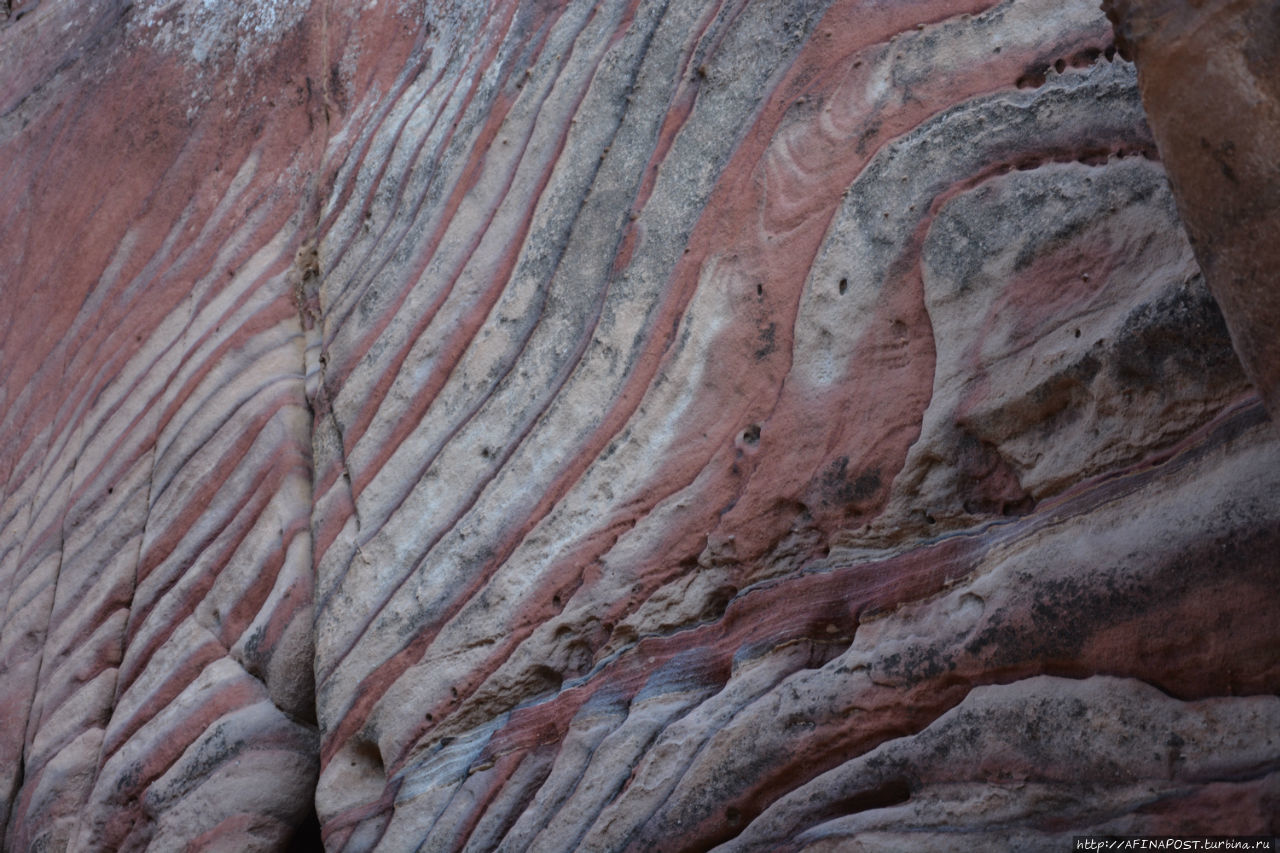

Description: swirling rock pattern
[1,0,1276,850]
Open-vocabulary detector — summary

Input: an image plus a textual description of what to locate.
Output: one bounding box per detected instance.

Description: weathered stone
[1,0,1276,850]
[1102,0,1280,417]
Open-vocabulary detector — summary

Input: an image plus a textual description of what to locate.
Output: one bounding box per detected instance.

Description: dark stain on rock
[755,322,777,360]
[1111,278,1243,387]
[819,456,882,511]
[1200,136,1239,184]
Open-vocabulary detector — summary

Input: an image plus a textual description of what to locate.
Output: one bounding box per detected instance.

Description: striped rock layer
[1,0,1276,850]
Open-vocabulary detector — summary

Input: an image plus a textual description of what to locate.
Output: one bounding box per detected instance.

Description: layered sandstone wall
[1,0,1276,850]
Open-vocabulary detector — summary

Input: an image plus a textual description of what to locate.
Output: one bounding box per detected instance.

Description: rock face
[1,0,1276,850]
[1101,0,1280,419]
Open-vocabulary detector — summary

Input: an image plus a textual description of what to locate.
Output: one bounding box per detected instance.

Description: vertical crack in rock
[2,341,77,848]
[2,514,59,845]
[65,439,157,851]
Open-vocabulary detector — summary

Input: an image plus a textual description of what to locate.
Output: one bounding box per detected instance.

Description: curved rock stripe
[1,0,1275,849]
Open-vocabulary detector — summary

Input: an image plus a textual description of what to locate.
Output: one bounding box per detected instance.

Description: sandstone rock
[1,0,1276,850]
[1102,0,1280,417]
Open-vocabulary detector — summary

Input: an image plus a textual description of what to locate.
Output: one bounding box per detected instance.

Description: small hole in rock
[1054,59,1066,73]
[756,283,763,296]
[924,512,936,525]
[838,277,848,295]
[1074,328,1081,338]
[1015,65,1048,88]
[1074,47,1100,66]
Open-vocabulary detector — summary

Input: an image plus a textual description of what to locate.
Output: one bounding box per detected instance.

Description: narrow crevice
[11,381,89,847]
[286,799,324,852]
[294,5,348,840]
[811,777,912,822]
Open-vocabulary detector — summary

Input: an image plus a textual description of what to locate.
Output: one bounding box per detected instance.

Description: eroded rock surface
[1102,0,1280,416]
[1,0,1276,850]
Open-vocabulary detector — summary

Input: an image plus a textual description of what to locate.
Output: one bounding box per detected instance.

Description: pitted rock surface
[1,0,1276,850]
